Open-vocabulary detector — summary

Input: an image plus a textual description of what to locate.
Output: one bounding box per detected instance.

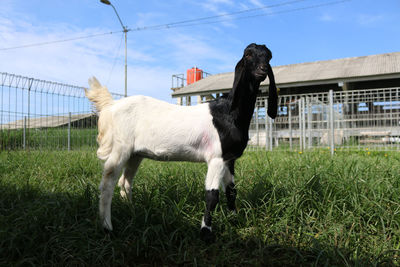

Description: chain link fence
[249,87,400,152]
[0,72,124,150]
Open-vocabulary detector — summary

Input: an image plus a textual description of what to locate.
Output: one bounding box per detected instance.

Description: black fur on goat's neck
[227,57,260,130]
[209,44,277,161]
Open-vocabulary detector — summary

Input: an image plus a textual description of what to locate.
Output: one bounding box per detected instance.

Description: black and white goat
[85,43,278,240]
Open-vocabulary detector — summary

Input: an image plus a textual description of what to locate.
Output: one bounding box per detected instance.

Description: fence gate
[249,87,400,152]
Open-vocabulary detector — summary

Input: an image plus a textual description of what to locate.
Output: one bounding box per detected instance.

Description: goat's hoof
[119,191,132,202]
[228,212,239,227]
[101,219,113,232]
[103,227,113,235]
[228,207,237,214]
[200,227,215,243]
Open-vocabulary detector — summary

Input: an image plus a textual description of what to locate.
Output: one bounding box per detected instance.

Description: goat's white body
[98,95,222,163]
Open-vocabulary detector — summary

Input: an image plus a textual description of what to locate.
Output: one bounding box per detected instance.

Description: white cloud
[248,0,265,8]
[135,12,167,28]
[201,0,235,13]
[356,14,384,26]
[0,11,176,101]
[198,0,237,27]
[164,33,237,72]
[319,13,334,22]
[0,2,242,103]
[197,0,273,28]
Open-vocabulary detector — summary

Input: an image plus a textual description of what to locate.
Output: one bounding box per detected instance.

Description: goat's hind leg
[118,155,142,201]
[223,160,237,213]
[99,152,127,231]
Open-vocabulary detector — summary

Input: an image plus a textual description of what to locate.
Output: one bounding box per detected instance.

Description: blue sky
[0,0,399,102]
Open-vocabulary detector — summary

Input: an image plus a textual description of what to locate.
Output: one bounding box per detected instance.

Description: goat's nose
[259,65,267,71]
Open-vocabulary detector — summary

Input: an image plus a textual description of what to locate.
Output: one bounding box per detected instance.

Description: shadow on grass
[0,180,398,267]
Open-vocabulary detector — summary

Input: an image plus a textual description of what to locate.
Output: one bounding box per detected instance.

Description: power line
[157,0,351,30]
[130,0,308,31]
[0,0,350,51]
[106,32,124,85]
[0,31,122,51]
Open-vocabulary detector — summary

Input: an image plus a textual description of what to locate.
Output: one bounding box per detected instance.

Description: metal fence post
[269,116,273,151]
[288,102,292,150]
[23,116,26,150]
[264,99,269,151]
[255,105,259,147]
[307,97,312,149]
[27,78,32,150]
[265,117,269,151]
[299,98,304,151]
[68,112,71,151]
[302,98,306,150]
[329,90,335,155]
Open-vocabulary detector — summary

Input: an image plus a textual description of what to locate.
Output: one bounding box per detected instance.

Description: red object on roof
[187,67,203,85]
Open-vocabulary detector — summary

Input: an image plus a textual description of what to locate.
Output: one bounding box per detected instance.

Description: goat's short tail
[85,77,114,113]
[86,77,114,160]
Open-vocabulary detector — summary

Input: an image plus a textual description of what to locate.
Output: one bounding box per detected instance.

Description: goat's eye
[245,53,252,59]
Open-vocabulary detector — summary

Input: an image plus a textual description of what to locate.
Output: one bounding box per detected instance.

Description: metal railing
[2,72,399,152]
[249,87,400,152]
[0,72,124,150]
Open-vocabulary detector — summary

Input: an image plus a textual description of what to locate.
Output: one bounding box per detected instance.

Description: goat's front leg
[200,158,225,242]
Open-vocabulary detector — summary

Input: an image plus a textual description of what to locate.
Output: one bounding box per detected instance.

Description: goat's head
[232,43,274,93]
[232,43,278,119]
[242,43,272,82]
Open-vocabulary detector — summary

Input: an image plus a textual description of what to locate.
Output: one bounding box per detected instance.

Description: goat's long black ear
[267,63,278,119]
[230,57,245,111]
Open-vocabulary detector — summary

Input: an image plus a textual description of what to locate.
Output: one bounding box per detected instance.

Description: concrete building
[171,52,400,151]
[171,52,400,105]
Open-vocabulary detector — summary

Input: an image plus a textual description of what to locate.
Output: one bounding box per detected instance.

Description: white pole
[329,90,335,155]
[289,102,292,150]
[265,99,269,151]
[299,98,303,151]
[68,112,71,151]
[23,116,26,149]
[255,105,259,147]
[307,97,312,149]
[302,97,306,150]
[269,116,273,151]
[124,29,127,97]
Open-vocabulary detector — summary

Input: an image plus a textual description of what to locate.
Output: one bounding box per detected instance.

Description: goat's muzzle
[254,65,268,81]
[254,71,267,81]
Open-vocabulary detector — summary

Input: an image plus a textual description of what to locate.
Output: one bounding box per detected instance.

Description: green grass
[0,128,97,150]
[1,150,399,266]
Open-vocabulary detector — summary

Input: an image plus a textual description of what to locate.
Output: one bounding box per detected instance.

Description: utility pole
[100,0,129,97]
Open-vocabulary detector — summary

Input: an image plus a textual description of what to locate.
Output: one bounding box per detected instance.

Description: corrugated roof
[1,113,94,130]
[172,52,400,97]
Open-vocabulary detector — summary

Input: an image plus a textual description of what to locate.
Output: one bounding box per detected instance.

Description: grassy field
[0,150,399,266]
[0,128,97,150]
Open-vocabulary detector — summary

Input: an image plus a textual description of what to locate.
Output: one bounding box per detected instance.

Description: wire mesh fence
[0,72,124,151]
[2,72,399,152]
[248,87,400,152]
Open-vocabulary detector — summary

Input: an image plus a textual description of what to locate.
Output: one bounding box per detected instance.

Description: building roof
[1,113,94,130]
[171,52,400,97]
